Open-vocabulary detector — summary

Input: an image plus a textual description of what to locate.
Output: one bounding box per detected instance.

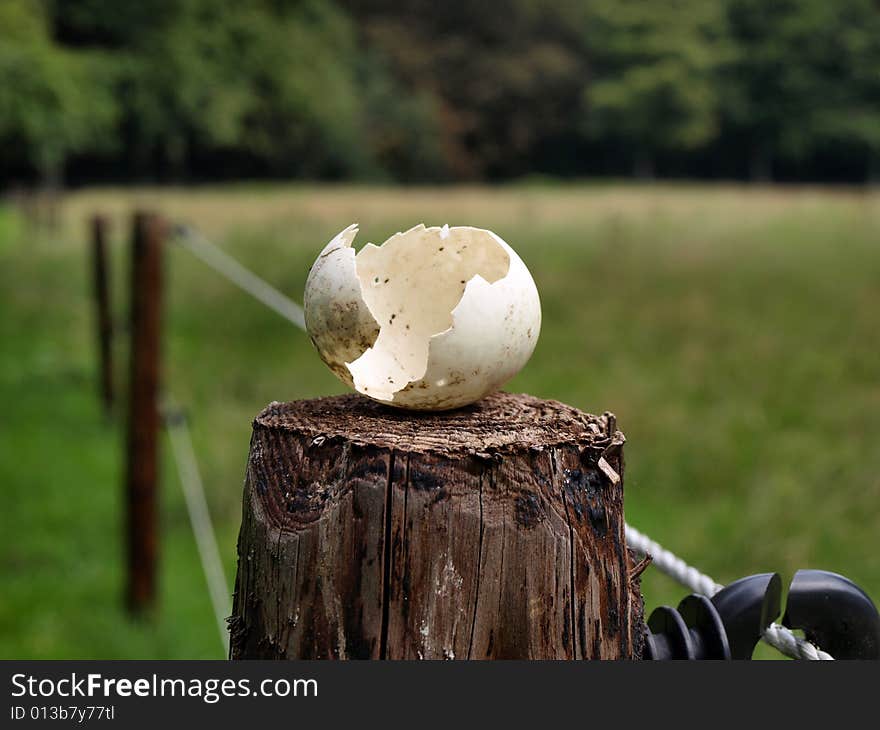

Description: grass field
[2,183,878,659]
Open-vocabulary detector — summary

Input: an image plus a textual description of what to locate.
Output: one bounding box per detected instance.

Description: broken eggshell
[304,223,541,410]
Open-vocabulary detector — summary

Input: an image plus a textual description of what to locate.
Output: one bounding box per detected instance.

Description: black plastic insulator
[711,572,782,660]
[678,594,731,659]
[644,595,731,660]
[782,569,880,660]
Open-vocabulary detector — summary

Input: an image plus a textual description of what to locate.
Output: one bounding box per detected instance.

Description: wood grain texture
[229,392,645,659]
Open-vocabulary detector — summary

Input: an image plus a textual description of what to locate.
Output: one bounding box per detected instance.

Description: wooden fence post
[229,392,645,659]
[125,211,165,614]
[91,215,114,414]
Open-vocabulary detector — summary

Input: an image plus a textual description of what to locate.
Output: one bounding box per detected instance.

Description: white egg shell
[303,223,541,410]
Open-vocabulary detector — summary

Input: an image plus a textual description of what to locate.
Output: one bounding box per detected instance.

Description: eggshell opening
[348,224,510,401]
[304,222,541,410]
[302,223,382,386]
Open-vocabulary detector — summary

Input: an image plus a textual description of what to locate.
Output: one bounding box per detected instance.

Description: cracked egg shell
[304,223,541,410]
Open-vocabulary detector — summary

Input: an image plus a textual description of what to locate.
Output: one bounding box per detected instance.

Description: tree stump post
[230,392,645,659]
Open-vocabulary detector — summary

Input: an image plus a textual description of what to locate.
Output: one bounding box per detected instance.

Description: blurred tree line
[1,0,878,186]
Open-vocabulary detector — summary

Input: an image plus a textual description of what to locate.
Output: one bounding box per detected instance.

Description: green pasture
[2,184,878,659]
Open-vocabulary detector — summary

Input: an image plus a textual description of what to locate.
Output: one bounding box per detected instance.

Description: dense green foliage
[1,0,879,183]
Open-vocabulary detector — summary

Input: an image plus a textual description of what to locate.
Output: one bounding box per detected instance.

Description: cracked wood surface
[229,392,645,660]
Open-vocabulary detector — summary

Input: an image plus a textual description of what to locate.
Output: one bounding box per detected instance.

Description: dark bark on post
[124,212,165,614]
[230,392,645,660]
[91,215,114,414]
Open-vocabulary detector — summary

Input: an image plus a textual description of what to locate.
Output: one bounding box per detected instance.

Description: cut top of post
[254,391,621,456]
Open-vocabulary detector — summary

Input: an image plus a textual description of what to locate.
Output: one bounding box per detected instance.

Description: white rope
[173,224,306,331]
[625,523,833,660]
[626,524,724,597]
[164,401,231,654]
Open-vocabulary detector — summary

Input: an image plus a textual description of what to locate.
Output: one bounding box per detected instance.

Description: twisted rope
[625,524,833,660]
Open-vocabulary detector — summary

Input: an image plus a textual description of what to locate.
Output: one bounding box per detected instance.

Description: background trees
[582,0,726,178]
[0,0,116,185]
[720,0,880,181]
[1,0,878,185]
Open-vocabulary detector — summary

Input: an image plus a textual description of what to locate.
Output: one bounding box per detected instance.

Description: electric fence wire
[163,399,231,655]
[625,525,833,660]
[173,223,306,330]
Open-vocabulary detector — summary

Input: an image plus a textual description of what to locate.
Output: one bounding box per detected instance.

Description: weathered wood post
[90,214,114,414]
[124,211,165,614]
[230,392,645,659]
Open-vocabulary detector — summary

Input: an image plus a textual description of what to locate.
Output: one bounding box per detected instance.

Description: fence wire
[174,223,306,330]
[625,524,832,660]
[163,399,231,655]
